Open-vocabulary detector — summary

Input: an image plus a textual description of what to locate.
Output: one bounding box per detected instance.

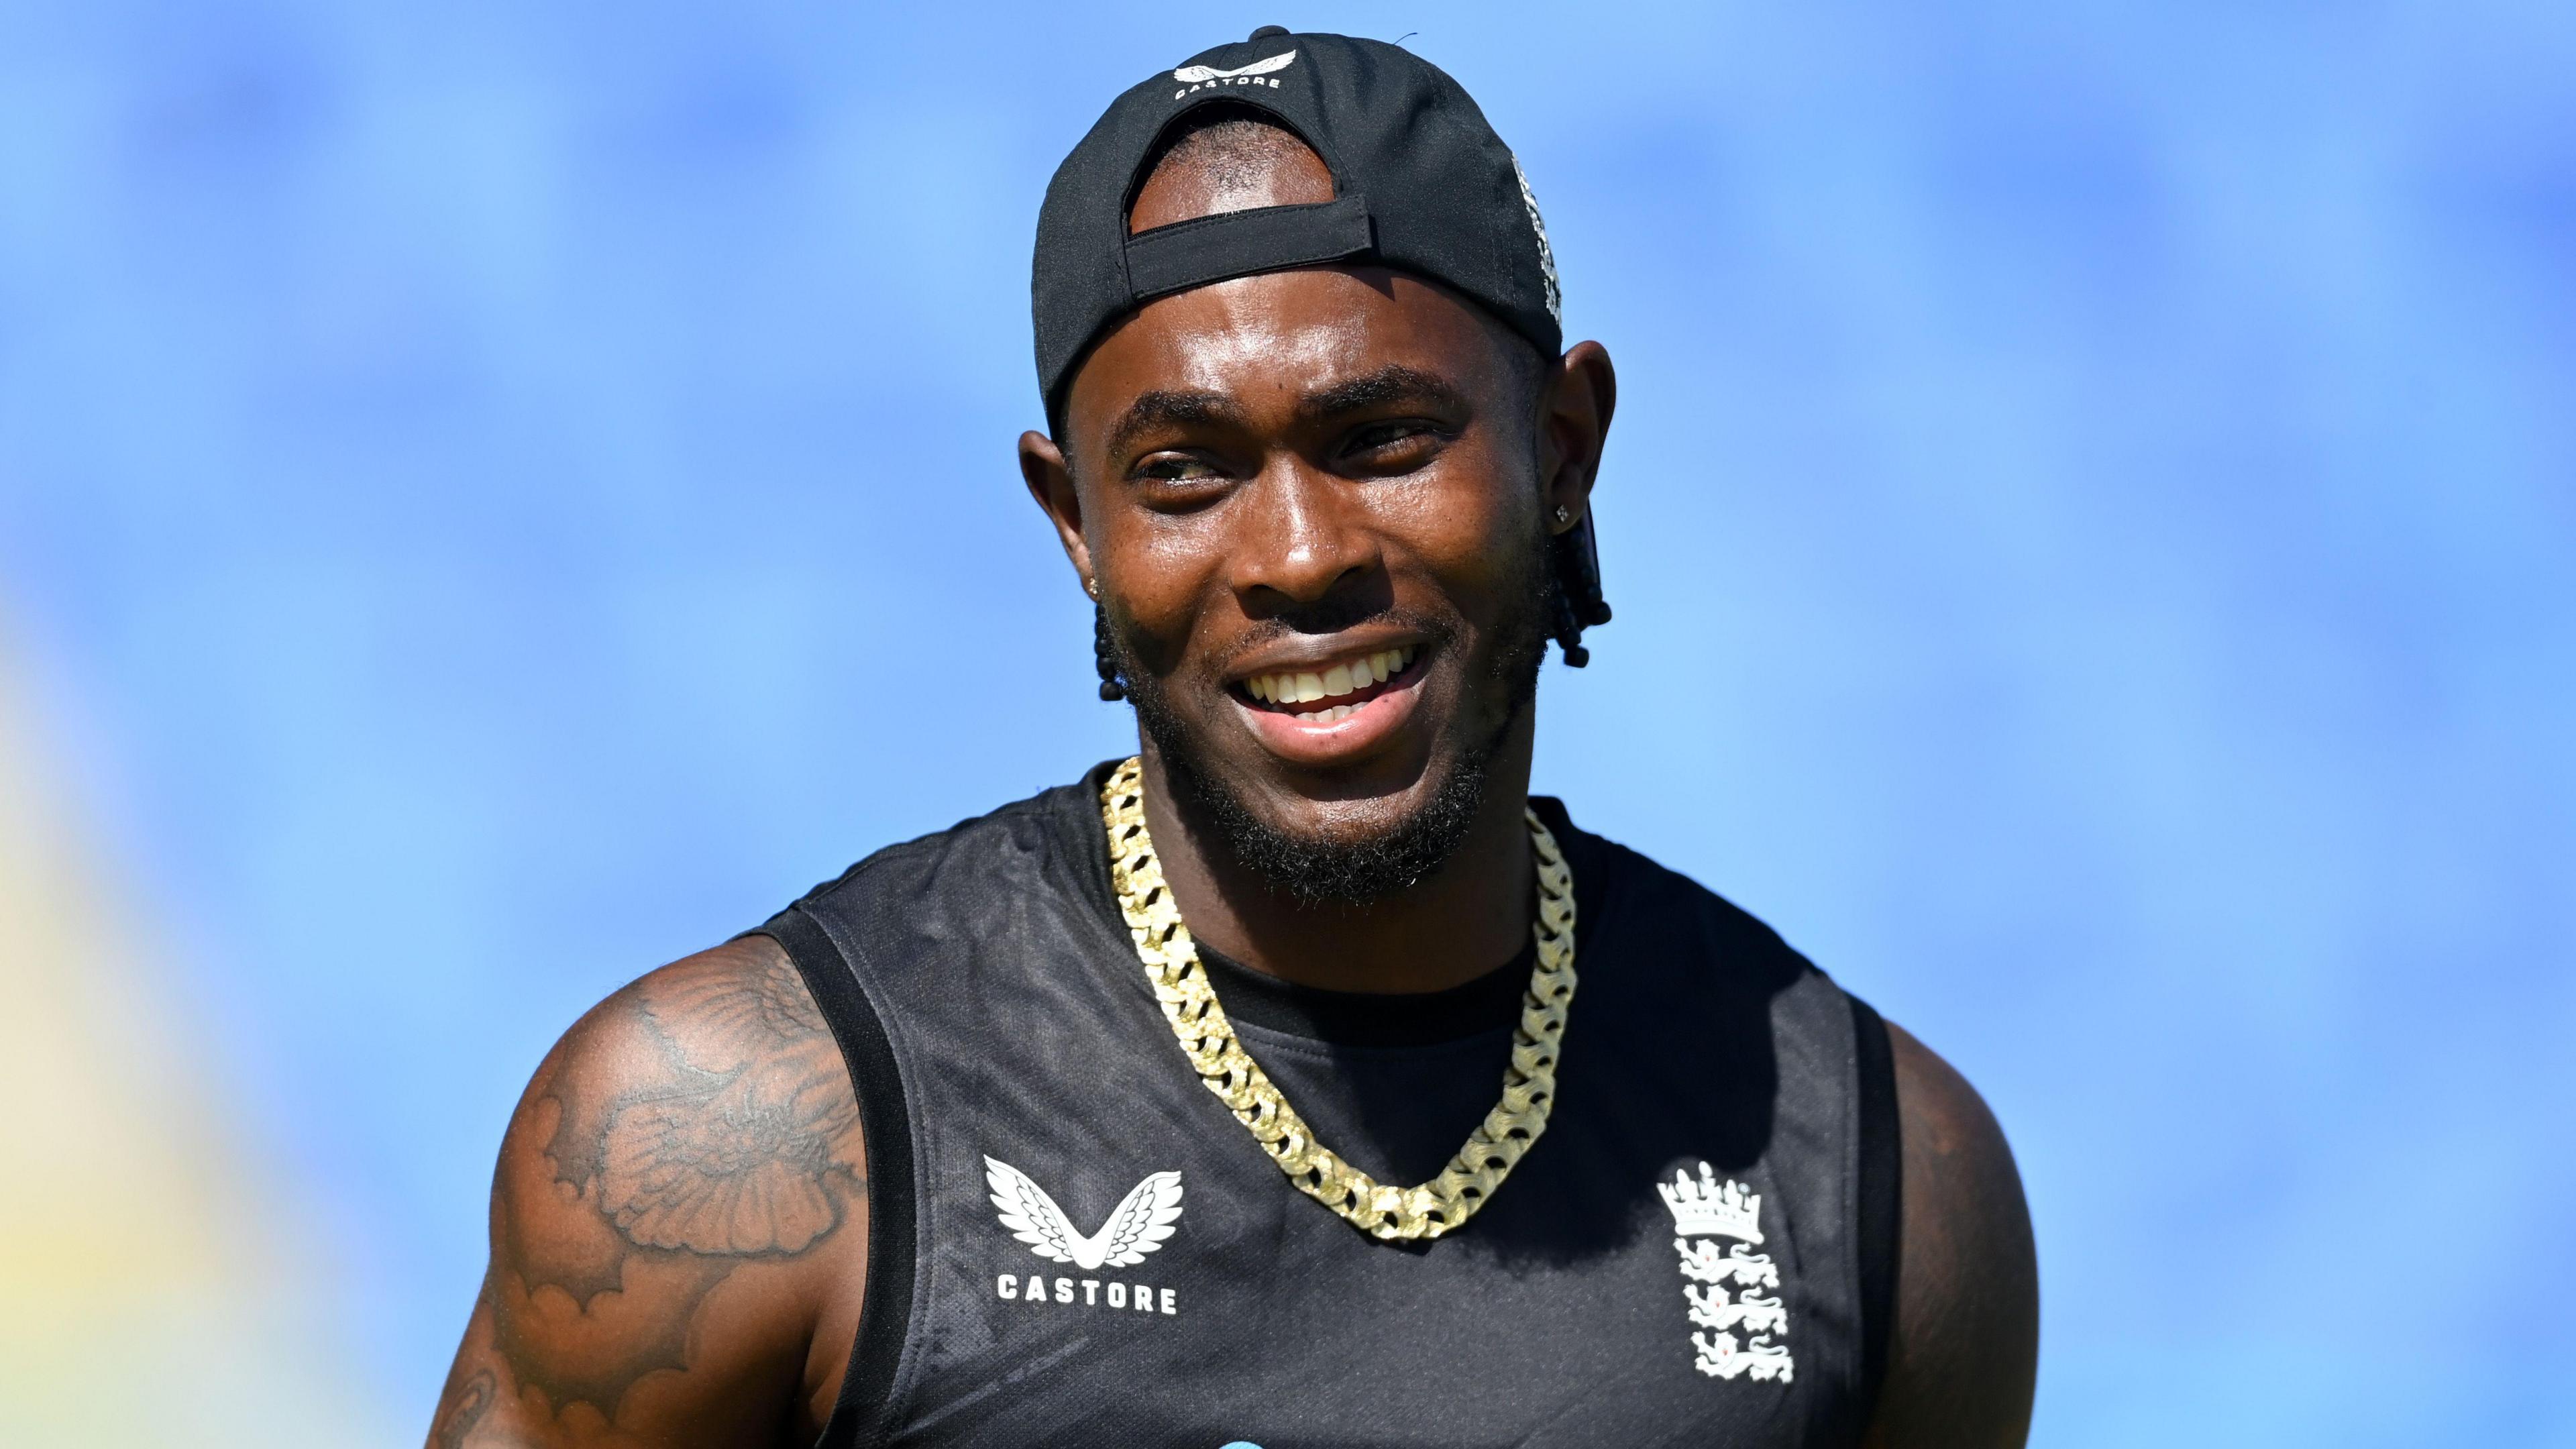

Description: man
[431,28,2037,1449]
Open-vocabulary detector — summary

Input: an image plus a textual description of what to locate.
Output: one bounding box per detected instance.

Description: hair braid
[1093,602,1128,701]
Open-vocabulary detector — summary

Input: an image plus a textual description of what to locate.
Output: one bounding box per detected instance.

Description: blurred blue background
[0,1,2569,1443]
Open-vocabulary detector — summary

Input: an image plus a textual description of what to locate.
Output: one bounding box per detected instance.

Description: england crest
[1658,1163,1795,1382]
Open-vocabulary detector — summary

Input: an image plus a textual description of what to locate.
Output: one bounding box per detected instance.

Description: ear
[1536,341,1617,535]
[1019,429,1097,594]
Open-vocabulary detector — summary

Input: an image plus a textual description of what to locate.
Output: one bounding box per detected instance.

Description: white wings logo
[1170,50,1296,99]
[984,1156,1184,1272]
[1171,50,1296,85]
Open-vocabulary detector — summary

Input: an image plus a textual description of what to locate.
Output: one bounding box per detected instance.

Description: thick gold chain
[1099,755,1577,1242]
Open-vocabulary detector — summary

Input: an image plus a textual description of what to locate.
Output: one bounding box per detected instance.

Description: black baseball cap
[1030,25,1565,415]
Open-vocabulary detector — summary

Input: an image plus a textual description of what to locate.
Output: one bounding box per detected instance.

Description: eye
[1340,419,1449,473]
[1134,451,1226,483]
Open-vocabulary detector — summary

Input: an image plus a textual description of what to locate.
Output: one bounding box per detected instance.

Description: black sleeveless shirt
[758,765,1898,1449]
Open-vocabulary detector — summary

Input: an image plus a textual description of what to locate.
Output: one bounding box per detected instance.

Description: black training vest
[759,764,1897,1449]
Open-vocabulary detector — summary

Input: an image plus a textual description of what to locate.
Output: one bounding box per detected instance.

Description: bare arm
[426,937,869,1448]
[1862,1022,2041,1449]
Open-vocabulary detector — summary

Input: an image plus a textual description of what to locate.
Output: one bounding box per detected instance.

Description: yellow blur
[0,635,392,1446]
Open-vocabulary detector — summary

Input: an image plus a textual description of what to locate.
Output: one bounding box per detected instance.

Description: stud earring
[1553,504,1572,525]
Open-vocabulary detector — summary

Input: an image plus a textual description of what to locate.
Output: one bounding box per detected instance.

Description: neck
[1135,714,1538,996]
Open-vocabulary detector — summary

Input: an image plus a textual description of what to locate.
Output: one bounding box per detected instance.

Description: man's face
[1050,264,1559,896]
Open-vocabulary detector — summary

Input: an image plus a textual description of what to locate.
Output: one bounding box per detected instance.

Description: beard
[1108,534,1558,908]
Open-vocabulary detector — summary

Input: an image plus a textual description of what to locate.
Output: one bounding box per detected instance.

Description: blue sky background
[1,1,2571,1442]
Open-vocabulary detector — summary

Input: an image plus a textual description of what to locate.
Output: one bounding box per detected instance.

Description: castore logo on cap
[1171,50,1295,101]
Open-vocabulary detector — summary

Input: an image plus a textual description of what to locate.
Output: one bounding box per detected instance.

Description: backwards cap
[1031,26,1564,411]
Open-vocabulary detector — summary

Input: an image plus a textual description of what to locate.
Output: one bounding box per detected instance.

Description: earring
[1093,603,1126,702]
[1553,504,1572,526]
[1084,578,1099,600]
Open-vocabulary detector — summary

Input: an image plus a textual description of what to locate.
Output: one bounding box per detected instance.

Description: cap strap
[1120,194,1375,304]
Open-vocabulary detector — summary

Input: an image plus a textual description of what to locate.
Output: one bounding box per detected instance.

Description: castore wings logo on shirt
[984,1155,1183,1271]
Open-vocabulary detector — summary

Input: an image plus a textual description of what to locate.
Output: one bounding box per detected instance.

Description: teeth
[1246,645,1417,714]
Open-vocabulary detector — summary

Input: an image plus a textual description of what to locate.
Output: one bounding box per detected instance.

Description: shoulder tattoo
[598,947,862,1254]
[480,938,867,1429]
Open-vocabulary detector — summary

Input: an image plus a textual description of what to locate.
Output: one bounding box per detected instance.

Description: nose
[1224,461,1383,616]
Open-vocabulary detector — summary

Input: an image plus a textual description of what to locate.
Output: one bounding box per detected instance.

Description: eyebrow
[1099,365,1474,460]
[1104,389,1240,458]
[1299,365,1472,423]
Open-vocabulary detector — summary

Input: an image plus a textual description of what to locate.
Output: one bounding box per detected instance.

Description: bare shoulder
[1862,1020,2040,1449]
[426,937,869,1448]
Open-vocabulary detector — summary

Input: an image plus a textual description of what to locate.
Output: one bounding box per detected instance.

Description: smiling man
[431,28,2037,1449]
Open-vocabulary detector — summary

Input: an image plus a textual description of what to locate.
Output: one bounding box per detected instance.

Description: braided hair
[1547,513,1613,669]
[1094,602,1127,702]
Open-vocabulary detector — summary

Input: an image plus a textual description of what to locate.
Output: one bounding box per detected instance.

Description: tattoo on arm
[430,1368,494,1448]
[442,938,867,1443]
[578,949,860,1255]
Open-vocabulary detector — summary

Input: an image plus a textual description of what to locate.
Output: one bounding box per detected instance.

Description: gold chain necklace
[1099,755,1577,1242]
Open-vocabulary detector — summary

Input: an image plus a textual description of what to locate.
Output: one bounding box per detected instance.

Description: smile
[1240,647,1419,722]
